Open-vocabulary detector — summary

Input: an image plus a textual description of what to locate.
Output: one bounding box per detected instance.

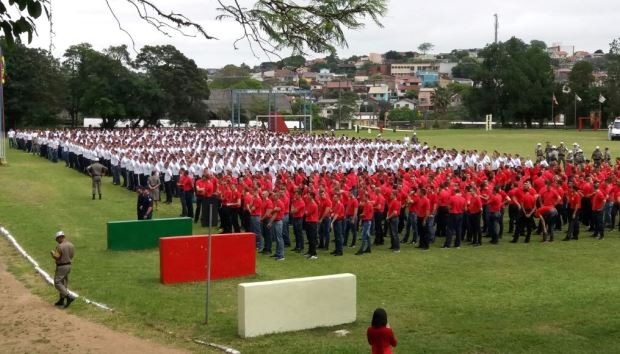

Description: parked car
[608,117,620,141]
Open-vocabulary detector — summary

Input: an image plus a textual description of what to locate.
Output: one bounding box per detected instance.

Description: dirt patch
[0,260,189,354]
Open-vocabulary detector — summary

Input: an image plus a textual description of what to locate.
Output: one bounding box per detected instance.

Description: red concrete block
[160,233,256,284]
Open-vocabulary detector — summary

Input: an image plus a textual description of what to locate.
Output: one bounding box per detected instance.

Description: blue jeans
[358,220,372,252]
[404,212,418,242]
[262,221,273,252]
[251,216,263,249]
[604,202,614,227]
[333,219,344,253]
[344,216,357,246]
[273,220,284,257]
[319,217,332,249]
[292,217,304,250]
[489,211,502,243]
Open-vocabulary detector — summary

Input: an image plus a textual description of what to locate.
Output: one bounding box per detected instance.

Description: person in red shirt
[194,174,208,224]
[290,189,306,252]
[416,188,431,250]
[436,182,451,238]
[386,191,401,252]
[330,193,346,256]
[591,182,606,240]
[249,189,264,250]
[177,169,194,219]
[539,180,561,241]
[272,191,286,260]
[563,183,582,240]
[402,189,419,244]
[444,187,467,248]
[466,186,483,246]
[512,181,537,243]
[261,190,275,255]
[317,189,333,250]
[487,185,508,244]
[356,193,374,255]
[373,187,387,246]
[367,308,397,354]
[226,183,242,233]
[303,192,319,259]
[344,192,359,248]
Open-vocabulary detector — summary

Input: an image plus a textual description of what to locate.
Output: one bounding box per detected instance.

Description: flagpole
[574,93,577,130]
[551,95,554,129]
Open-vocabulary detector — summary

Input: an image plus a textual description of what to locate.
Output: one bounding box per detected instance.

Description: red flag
[552,94,559,106]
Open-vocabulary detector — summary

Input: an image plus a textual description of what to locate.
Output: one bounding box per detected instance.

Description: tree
[451,57,481,79]
[278,55,305,69]
[135,45,210,126]
[418,42,434,55]
[431,87,451,113]
[388,106,416,122]
[62,43,96,127]
[3,40,66,128]
[464,37,554,127]
[605,38,620,120]
[384,50,402,61]
[335,91,358,126]
[2,0,387,56]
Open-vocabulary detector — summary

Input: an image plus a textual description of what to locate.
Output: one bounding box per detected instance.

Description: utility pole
[494,14,499,44]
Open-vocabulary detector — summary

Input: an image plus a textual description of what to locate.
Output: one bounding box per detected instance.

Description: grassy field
[1,129,620,353]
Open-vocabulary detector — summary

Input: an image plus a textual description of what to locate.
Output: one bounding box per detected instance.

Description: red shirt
[180,175,194,192]
[318,197,333,219]
[387,198,401,218]
[522,193,537,211]
[488,193,503,213]
[467,194,482,214]
[332,200,345,220]
[416,196,431,218]
[262,198,274,219]
[569,191,582,210]
[345,197,359,217]
[291,197,305,218]
[448,194,467,214]
[305,198,319,223]
[592,190,606,211]
[367,326,397,354]
[361,201,374,221]
[250,195,263,216]
[438,189,451,207]
[540,188,560,207]
[274,199,285,221]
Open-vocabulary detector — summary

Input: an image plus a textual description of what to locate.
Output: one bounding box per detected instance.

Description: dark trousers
[319,218,331,249]
[388,217,400,250]
[566,209,580,240]
[262,221,273,252]
[305,222,318,256]
[417,217,429,249]
[489,211,501,243]
[184,191,194,218]
[592,210,604,238]
[164,180,173,203]
[514,212,534,242]
[468,212,482,244]
[508,204,519,233]
[436,206,449,237]
[373,211,385,244]
[444,213,463,247]
[333,219,344,253]
[121,168,127,187]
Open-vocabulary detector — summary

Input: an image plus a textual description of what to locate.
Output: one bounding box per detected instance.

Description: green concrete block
[107,218,192,250]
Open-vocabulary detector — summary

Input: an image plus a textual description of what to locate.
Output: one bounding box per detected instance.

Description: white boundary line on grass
[0,226,113,311]
[0,226,242,354]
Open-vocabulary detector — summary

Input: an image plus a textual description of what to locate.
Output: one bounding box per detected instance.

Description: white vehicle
[608,117,620,141]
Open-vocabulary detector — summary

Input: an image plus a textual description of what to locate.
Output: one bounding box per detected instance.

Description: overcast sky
[27,0,620,68]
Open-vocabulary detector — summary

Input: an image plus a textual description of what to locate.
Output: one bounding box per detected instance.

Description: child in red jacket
[367,308,397,354]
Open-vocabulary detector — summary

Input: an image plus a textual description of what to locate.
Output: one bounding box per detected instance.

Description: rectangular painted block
[160,233,256,284]
[107,217,192,250]
[238,273,356,337]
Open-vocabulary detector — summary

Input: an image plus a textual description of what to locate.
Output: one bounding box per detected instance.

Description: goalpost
[254,114,313,132]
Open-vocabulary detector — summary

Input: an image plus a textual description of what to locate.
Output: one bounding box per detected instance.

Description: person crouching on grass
[367,308,397,354]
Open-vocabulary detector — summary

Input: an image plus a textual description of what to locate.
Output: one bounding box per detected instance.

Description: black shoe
[355,251,364,255]
[99,194,102,200]
[64,296,75,308]
[562,237,570,241]
[333,252,343,256]
[54,297,65,306]
[92,195,95,200]
[509,239,517,243]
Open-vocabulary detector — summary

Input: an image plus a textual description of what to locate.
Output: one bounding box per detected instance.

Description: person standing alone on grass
[51,231,76,308]
[367,308,397,354]
[87,158,108,200]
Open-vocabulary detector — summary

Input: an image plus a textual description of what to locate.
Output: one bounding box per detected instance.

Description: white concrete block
[238,273,356,338]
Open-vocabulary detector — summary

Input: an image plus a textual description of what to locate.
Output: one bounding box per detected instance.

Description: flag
[575,94,582,102]
[599,94,606,103]
[552,94,559,106]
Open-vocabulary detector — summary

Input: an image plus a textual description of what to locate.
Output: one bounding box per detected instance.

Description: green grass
[1,129,620,353]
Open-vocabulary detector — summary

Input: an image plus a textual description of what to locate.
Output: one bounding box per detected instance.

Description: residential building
[391,62,439,76]
[368,85,390,102]
[439,62,458,76]
[417,88,435,111]
[393,99,416,110]
[368,52,384,64]
[395,76,421,97]
[317,68,334,83]
[417,71,440,87]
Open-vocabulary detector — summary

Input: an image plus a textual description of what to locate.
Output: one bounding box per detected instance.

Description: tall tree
[3,40,66,127]
[605,38,620,120]
[135,45,210,125]
[431,87,451,113]
[418,42,434,55]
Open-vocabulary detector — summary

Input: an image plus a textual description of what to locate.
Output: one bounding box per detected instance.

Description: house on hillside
[417,88,435,111]
[393,99,416,110]
[417,71,439,87]
[368,85,390,102]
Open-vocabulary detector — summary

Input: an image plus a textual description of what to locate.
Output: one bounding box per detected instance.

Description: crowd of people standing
[9,128,620,261]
